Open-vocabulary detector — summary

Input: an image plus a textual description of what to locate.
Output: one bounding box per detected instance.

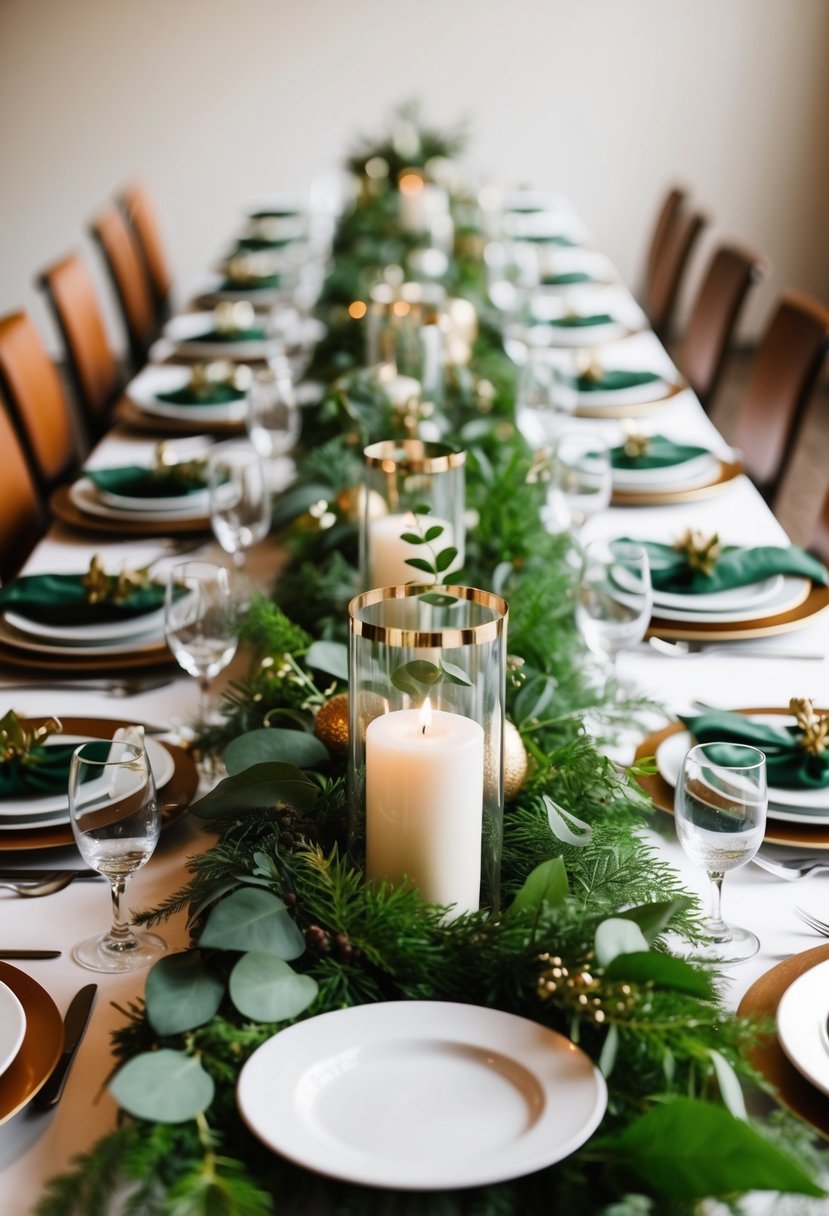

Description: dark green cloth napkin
[235,236,293,252]
[681,711,829,790]
[249,208,300,219]
[541,271,594,286]
[86,466,205,500]
[576,369,662,393]
[521,234,578,247]
[0,574,165,625]
[549,313,614,329]
[0,740,109,800]
[184,327,266,345]
[611,435,709,470]
[220,274,282,293]
[633,540,829,595]
[156,382,245,406]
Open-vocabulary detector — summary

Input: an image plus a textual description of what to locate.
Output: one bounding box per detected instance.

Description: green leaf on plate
[224,728,329,773]
[508,857,568,920]
[145,950,225,1036]
[109,1050,215,1124]
[594,917,648,967]
[229,952,319,1021]
[596,1098,824,1199]
[189,762,319,819]
[199,888,306,959]
[304,640,349,682]
[604,950,715,999]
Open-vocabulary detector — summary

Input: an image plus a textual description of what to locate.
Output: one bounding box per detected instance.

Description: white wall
[1,0,828,353]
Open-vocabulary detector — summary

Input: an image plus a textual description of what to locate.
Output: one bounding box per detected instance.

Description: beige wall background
[1,0,828,354]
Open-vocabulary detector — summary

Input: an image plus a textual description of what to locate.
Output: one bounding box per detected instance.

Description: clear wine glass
[165,560,239,722]
[69,739,165,973]
[247,365,301,472]
[207,440,270,568]
[515,349,577,449]
[674,742,767,964]
[576,538,652,668]
[544,430,612,534]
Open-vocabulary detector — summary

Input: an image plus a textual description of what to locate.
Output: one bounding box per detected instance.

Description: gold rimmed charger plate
[611,458,743,506]
[0,631,173,674]
[50,484,211,538]
[737,944,829,1140]
[647,582,829,642]
[0,962,63,1124]
[0,717,198,852]
[114,397,246,436]
[574,376,687,419]
[633,708,829,849]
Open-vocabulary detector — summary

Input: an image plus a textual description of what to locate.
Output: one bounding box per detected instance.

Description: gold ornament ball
[504,720,529,800]
[314,694,350,757]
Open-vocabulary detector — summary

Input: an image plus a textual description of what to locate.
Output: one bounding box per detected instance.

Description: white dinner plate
[194,274,290,307]
[0,736,175,825]
[650,576,810,624]
[611,453,718,492]
[0,615,165,658]
[508,317,630,350]
[0,981,26,1080]
[93,481,210,515]
[161,313,275,362]
[656,724,829,818]
[776,960,829,1097]
[575,378,676,409]
[3,605,165,647]
[70,478,210,524]
[126,364,249,423]
[238,1001,607,1191]
[651,575,783,613]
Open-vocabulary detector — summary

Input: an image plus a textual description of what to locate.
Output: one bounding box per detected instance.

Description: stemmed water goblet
[246,365,301,488]
[68,738,166,973]
[207,440,270,569]
[576,538,652,669]
[164,560,239,724]
[544,430,612,534]
[674,743,767,964]
[515,349,577,449]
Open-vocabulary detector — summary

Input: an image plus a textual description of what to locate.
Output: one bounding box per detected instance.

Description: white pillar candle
[367,513,454,588]
[365,703,484,913]
[398,173,427,233]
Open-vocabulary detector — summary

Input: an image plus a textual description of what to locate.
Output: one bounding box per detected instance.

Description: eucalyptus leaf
[439,659,472,687]
[390,668,422,697]
[190,762,319,819]
[405,556,437,575]
[145,951,225,1036]
[594,917,649,967]
[419,592,459,607]
[596,1098,824,1199]
[304,640,349,681]
[508,857,568,919]
[109,1050,215,1124]
[225,729,329,773]
[709,1049,748,1120]
[186,876,243,928]
[400,532,426,545]
[598,1024,619,1079]
[423,525,444,542]
[413,503,431,514]
[272,483,336,530]
[604,951,715,1000]
[199,888,306,959]
[435,546,458,572]
[403,660,442,684]
[618,897,693,943]
[229,952,319,1021]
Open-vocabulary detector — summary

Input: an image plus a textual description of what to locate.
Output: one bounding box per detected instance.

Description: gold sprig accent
[673,528,722,578]
[536,951,639,1026]
[81,555,150,605]
[622,425,650,459]
[0,710,62,766]
[526,448,554,485]
[790,697,829,756]
[575,348,603,382]
[153,443,208,489]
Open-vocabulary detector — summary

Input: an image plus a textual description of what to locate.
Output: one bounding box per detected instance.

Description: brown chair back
[678,242,769,410]
[119,182,173,322]
[646,206,707,339]
[37,253,121,440]
[0,393,46,583]
[809,485,829,568]
[0,312,81,494]
[644,186,686,294]
[735,290,829,506]
[90,204,157,368]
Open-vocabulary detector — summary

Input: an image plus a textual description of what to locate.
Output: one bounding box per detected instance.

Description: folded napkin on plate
[184,326,266,345]
[541,272,594,286]
[86,466,206,499]
[549,313,614,329]
[681,709,829,790]
[631,539,829,595]
[249,208,300,220]
[0,573,165,626]
[0,743,81,799]
[611,435,709,470]
[156,382,245,406]
[220,274,282,293]
[521,234,578,247]
[576,369,663,394]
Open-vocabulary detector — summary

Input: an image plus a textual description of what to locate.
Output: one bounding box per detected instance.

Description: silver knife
[0,869,102,882]
[34,984,97,1108]
[0,950,61,959]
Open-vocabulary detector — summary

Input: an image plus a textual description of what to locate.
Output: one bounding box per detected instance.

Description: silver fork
[0,873,76,897]
[753,853,829,881]
[0,675,175,698]
[795,906,829,936]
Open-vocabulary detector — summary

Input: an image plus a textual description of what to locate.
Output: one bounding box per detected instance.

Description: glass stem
[198,675,211,722]
[108,877,134,949]
[233,548,246,570]
[706,871,728,933]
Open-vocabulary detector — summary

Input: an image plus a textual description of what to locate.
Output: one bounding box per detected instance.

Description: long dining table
[0,196,827,1215]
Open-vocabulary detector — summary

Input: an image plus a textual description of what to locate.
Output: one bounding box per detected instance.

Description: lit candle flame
[419,697,432,736]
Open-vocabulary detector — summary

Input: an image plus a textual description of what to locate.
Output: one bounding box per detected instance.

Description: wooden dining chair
[37,253,121,441]
[645,205,708,340]
[0,392,47,583]
[90,203,157,369]
[676,242,770,411]
[0,312,82,495]
[809,485,829,567]
[643,185,687,297]
[733,289,829,507]
[119,182,174,324]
